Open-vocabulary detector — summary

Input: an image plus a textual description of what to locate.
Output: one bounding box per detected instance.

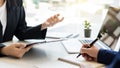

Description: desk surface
[0,40,105,68]
[0,10,106,68]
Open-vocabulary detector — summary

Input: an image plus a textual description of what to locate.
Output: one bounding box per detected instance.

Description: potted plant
[84,20,91,37]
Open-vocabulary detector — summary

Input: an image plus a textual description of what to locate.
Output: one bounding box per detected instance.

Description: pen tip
[76,53,81,58]
[76,55,79,58]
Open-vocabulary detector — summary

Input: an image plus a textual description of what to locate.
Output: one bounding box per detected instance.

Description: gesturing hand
[41,14,64,30]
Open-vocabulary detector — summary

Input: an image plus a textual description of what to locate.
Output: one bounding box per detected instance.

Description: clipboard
[25,39,66,48]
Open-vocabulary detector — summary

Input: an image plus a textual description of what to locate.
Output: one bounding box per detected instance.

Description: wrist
[41,22,47,30]
[0,46,6,56]
[41,21,50,30]
[41,23,46,30]
[1,46,9,56]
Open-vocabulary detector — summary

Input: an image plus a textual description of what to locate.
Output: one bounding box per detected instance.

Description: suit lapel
[2,1,17,42]
[0,22,3,42]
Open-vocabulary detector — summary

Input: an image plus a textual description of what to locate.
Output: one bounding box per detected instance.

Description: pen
[76,38,98,58]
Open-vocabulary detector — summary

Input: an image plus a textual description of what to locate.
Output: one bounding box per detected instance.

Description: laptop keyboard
[79,40,100,48]
[79,40,111,49]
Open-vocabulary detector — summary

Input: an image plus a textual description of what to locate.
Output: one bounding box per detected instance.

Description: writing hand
[80,44,99,61]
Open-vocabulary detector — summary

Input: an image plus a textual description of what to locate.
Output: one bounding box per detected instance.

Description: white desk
[0,41,78,68]
[0,24,105,68]
[0,9,106,68]
[0,20,105,68]
[0,40,105,68]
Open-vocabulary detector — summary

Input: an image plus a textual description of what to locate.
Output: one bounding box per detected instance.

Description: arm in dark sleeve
[97,49,118,65]
[15,24,47,40]
[106,50,120,68]
[14,0,47,40]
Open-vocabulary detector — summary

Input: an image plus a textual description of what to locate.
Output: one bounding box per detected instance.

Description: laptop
[61,7,120,54]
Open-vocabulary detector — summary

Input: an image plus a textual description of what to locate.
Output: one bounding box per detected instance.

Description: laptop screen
[98,7,120,48]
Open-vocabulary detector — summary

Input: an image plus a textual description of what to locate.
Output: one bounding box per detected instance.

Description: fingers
[14,43,26,49]
[11,43,32,58]
[1,43,33,58]
[15,46,32,58]
[41,14,64,30]
[80,44,99,61]
[25,45,33,52]
[17,45,33,58]
[46,14,64,26]
[81,53,94,61]
[80,44,96,54]
[14,43,32,50]
[53,14,63,22]
[81,48,89,54]
[82,44,90,48]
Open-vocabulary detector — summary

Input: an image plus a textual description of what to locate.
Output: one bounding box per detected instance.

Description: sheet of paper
[58,55,105,68]
[61,39,83,54]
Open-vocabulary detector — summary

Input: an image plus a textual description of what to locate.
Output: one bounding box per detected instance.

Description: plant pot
[84,29,91,38]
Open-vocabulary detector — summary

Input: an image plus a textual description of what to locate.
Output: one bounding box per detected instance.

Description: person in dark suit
[0,0,64,58]
[80,43,120,68]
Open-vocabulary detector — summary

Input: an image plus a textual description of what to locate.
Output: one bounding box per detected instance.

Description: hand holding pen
[81,44,99,61]
[76,38,98,58]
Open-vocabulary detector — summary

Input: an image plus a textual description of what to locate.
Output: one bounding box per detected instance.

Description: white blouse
[0,1,7,35]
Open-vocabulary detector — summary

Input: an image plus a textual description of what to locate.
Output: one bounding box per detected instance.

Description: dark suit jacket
[98,49,120,68]
[0,0,47,49]
[107,50,120,68]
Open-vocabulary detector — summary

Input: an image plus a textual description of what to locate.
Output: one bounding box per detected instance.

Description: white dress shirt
[0,1,7,35]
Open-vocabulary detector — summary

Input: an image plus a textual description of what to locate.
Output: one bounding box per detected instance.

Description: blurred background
[23,0,120,27]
